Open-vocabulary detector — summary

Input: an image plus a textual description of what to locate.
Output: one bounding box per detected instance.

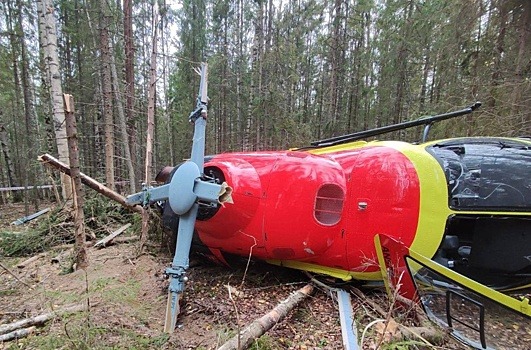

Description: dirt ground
[1,201,520,350]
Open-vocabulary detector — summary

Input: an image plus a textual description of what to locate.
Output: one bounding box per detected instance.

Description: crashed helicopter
[126,63,530,348]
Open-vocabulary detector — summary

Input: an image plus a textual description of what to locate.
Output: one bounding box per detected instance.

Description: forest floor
[0,200,503,350]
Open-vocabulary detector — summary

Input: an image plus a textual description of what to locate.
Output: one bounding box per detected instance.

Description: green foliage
[15,321,170,350]
[0,194,135,257]
[0,0,529,190]
[249,335,275,350]
[0,205,69,257]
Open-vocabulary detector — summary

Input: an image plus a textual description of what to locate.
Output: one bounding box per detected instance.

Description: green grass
[13,314,170,350]
[42,289,84,305]
[0,288,18,296]
[249,335,276,350]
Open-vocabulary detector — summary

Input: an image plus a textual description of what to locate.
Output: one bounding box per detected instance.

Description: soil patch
[0,202,504,349]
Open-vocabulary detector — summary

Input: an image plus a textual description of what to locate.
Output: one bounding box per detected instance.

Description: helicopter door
[345,147,420,274]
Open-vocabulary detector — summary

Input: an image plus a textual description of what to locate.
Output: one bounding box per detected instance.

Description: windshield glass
[428,138,530,211]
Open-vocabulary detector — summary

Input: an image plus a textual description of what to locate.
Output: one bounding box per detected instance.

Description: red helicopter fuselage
[159,135,530,290]
[194,140,449,281]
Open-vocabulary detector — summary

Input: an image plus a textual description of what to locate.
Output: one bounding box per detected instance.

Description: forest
[0,0,529,198]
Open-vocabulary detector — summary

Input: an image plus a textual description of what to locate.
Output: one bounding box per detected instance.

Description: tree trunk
[392,1,413,128]
[38,153,143,214]
[64,94,88,270]
[5,0,29,211]
[328,0,343,128]
[145,4,158,189]
[511,0,530,134]
[0,327,36,342]
[15,0,40,207]
[141,3,159,248]
[100,0,115,191]
[0,122,17,189]
[109,39,136,194]
[123,0,137,190]
[244,2,262,152]
[0,303,87,337]
[488,0,508,108]
[419,46,431,113]
[36,0,72,200]
[236,0,244,150]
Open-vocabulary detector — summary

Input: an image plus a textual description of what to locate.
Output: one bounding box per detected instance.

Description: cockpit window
[314,184,344,225]
[427,139,530,211]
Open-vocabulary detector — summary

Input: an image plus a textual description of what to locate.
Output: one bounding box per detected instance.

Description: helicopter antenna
[311,102,482,147]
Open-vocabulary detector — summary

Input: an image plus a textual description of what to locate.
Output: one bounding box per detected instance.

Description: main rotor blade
[163,63,210,332]
[163,281,181,332]
[190,116,206,171]
[163,203,199,332]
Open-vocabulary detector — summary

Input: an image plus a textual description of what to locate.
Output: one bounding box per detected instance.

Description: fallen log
[38,154,143,214]
[0,326,36,342]
[94,223,132,248]
[101,235,138,245]
[397,324,445,345]
[0,303,86,336]
[51,235,139,251]
[217,284,314,350]
[17,252,47,269]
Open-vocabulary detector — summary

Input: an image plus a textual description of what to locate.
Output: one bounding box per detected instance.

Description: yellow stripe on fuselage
[266,259,382,281]
[299,140,449,280]
[287,138,529,281]
[384,142,451,259]
[309,140,451,259]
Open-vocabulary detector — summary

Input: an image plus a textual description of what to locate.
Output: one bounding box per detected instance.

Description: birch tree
[36,0,71,200]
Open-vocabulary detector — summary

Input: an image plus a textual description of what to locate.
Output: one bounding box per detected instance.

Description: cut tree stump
[217,283,314,350]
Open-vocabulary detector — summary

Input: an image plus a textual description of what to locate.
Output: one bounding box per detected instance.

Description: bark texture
[36,0,71,200]
[217,284,314,350]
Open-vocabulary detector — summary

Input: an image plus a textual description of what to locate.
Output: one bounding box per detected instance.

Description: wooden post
[64,94,87,270]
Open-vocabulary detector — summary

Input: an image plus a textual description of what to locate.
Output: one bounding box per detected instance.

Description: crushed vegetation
[0,199,490,350]
[0,194,138,257]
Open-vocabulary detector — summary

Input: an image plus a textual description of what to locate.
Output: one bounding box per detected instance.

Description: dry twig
[0,261,31,288]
